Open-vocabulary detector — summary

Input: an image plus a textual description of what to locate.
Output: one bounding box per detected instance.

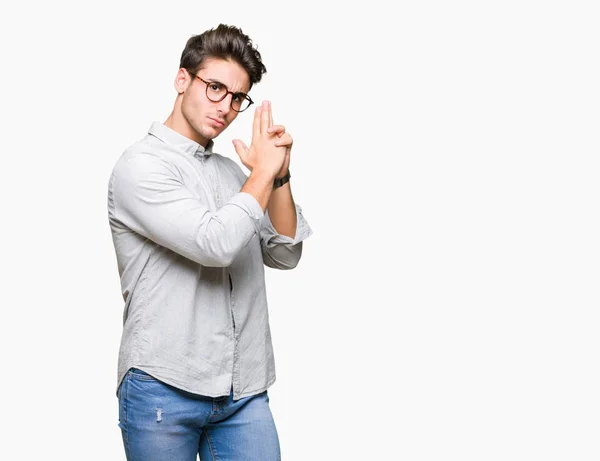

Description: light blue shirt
[107,121,312,400]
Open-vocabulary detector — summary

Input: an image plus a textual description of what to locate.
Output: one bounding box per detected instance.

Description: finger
[269,101,273,127]
[260,101,269,134]
[232,139,248,156]
[253,105,262,139]
[267,125,286,136]
[274,133,293,147]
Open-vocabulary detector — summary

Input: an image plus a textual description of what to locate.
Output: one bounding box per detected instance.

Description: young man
[107,24,312,461]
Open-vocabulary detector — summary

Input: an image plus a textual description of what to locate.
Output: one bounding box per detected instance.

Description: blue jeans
[118,368,281,461]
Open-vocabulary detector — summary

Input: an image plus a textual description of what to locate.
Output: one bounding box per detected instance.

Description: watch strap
[273,170,291,189]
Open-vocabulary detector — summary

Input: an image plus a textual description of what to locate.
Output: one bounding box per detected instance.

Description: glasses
[193,75,254,113]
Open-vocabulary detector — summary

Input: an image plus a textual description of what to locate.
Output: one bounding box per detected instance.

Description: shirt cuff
[262,204,313,247]
[229,192,265,235]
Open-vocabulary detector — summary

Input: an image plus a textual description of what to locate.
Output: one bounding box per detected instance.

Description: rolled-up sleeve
[260,204,313,270]
[110,152,264,267]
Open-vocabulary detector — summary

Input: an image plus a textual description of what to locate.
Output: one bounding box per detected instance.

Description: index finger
[261,100,270,134]
[252,105,261,139]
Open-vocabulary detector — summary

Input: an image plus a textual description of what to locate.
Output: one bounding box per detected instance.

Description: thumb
[232,139,248,157]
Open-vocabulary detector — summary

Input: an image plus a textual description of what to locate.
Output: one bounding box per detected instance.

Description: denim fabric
[118,368,281,461]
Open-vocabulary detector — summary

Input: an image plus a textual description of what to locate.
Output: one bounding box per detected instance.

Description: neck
[164,98,210,147]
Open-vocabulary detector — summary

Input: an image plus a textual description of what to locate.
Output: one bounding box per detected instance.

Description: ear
[174,68,191,94]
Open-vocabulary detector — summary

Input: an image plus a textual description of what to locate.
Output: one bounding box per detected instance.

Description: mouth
[207,117,225,128]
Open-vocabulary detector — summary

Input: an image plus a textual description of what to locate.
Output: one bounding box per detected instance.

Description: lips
[208,117,225,127]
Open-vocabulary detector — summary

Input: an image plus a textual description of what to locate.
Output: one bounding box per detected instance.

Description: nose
[216,94,233,116]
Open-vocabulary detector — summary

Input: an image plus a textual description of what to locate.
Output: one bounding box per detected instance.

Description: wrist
[251,167,277,184]
[276,168,289,180]
[273,170,291,189]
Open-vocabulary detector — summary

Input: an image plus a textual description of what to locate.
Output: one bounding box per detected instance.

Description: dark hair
[179,24,267,88]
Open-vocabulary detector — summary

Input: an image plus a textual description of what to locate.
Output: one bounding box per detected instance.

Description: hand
[232,101,286,179]
[267,124,292,178]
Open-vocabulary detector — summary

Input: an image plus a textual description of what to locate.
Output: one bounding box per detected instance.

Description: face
[177,58,251,145]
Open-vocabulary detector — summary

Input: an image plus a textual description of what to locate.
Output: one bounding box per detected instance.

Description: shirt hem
[116,366,276,401]
[234,375,277,401]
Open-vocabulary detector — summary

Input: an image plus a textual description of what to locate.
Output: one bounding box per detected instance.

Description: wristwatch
[273,170,291,189]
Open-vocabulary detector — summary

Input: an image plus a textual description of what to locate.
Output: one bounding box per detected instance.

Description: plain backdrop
[1,0,599,460]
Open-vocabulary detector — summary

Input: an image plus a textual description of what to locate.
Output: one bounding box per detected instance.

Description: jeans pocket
[129,367,160,381]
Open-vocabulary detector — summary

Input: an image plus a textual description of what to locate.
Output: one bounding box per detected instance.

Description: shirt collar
[148,121,214,157]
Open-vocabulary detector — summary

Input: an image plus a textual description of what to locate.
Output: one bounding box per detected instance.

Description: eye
[209,82,224,92]
[232,93,243,102]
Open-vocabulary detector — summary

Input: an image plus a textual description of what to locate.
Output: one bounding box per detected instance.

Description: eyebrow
[206,78,248,96]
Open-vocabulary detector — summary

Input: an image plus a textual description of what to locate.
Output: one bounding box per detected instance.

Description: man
[107,24,312,461]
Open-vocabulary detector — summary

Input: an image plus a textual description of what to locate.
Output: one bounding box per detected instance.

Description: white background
[1,0,599,459]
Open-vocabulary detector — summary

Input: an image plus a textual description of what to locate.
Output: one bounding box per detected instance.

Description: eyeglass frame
[191,73,254,113]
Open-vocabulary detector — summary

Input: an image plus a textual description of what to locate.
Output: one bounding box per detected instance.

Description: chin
[204,126,223,140]
[192,124,220,142]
